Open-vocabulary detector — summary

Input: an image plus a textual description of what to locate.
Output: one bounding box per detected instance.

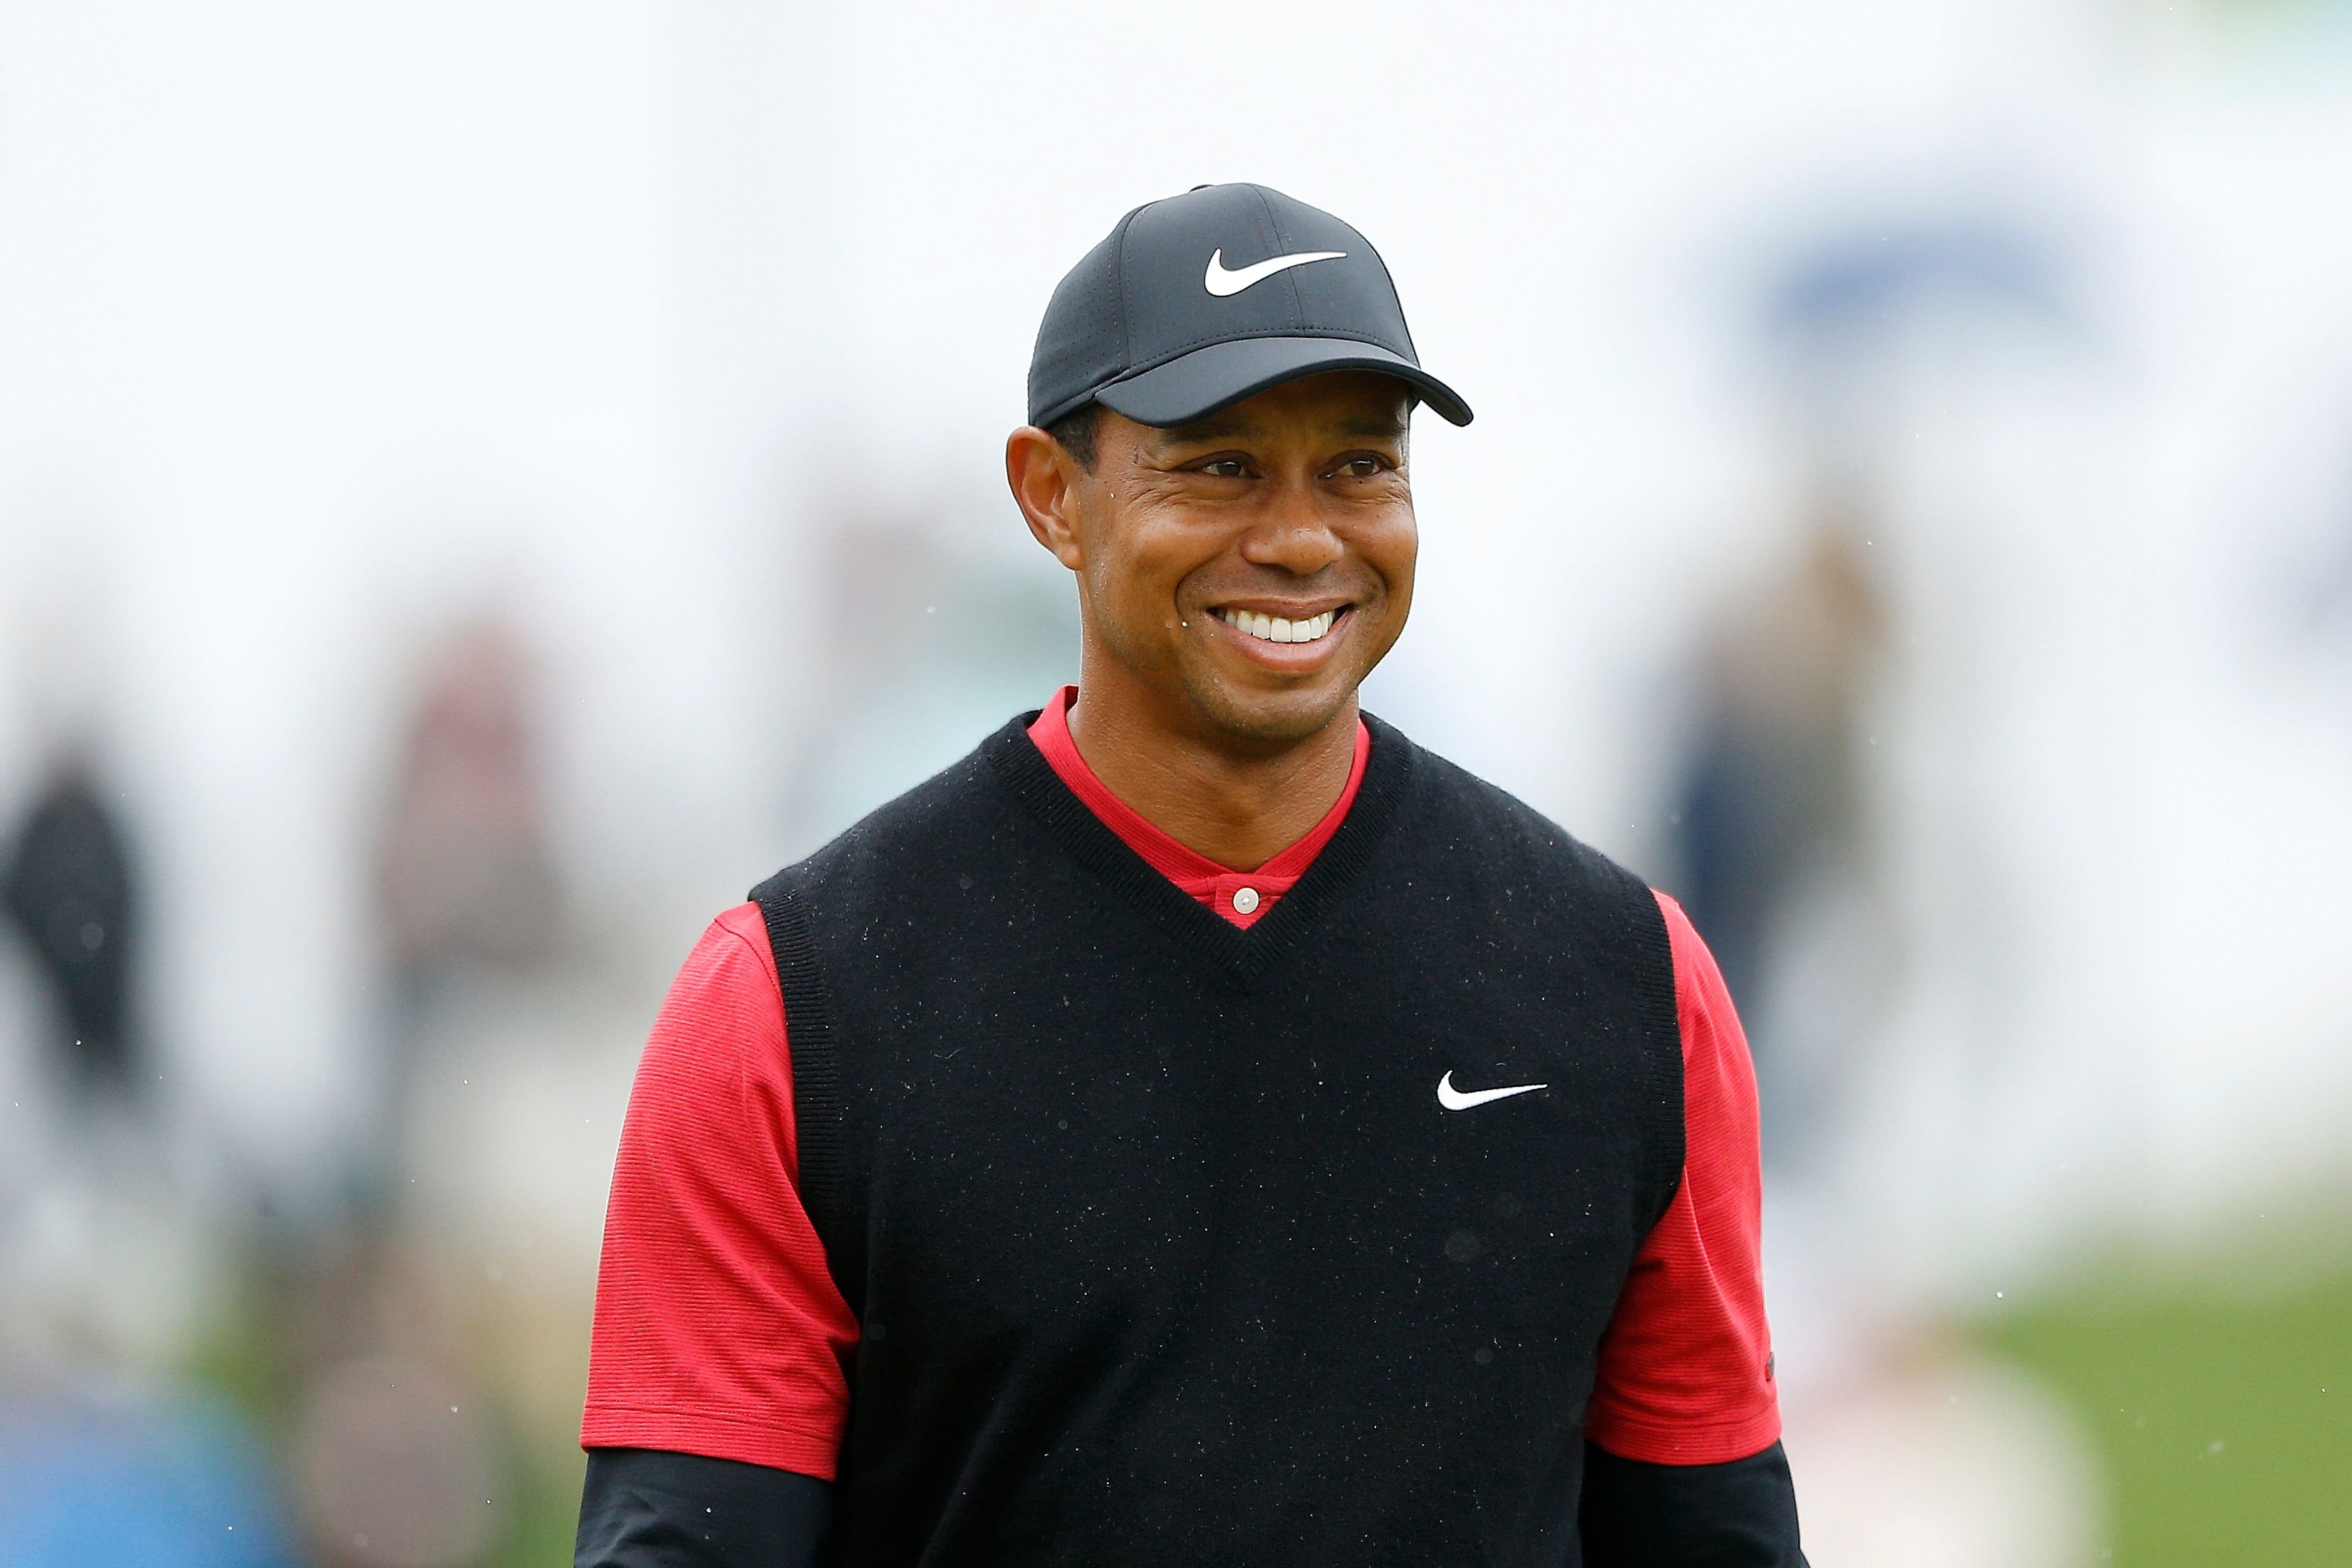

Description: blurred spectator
[1669,493,1887,1162]
[374,613,562,1001]
[364,612,563,1211]
[254,609,574,1565]
[1,754,140,1106]
[784,507,1076,848]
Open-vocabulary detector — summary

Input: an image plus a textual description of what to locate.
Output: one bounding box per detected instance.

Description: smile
[1215,608,1339,645]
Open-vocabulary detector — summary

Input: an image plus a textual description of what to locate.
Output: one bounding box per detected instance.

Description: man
[3,753,140,1103]
[576,182,1805,1567]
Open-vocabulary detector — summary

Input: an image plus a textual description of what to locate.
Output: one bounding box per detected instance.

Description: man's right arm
[574,904,859,1566]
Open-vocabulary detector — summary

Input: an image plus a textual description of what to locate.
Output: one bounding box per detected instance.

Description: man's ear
[1006,426,1087,572]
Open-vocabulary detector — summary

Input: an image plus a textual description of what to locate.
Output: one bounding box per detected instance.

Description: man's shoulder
[752,713,1034,906]
[1371,713,1648,905]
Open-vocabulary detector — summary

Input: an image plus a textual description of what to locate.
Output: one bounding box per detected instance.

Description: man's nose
[1237,486,1344,576]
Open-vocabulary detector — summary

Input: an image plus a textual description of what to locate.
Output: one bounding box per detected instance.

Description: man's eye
[1336,456,1388,478]
[1200,459,1247,478]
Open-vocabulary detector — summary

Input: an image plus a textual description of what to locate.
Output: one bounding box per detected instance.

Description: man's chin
[1182,675,1358,752]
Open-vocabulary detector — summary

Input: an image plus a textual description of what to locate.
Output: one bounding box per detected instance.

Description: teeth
[1219,609,1337,644]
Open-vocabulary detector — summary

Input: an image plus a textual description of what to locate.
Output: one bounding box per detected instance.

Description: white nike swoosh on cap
[1204,247,1348,297]
[1436,1071,1549,1112]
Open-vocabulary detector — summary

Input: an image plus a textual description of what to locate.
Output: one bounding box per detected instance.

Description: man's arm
[575,905,859,1562]
[576,1450,830,1568]
[1579,892,1804,1565]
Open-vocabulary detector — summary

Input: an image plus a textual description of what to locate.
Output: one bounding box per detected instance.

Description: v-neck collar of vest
[984,709,1415,991]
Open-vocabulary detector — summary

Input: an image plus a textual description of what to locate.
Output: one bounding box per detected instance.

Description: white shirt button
[1232,886,1260,914]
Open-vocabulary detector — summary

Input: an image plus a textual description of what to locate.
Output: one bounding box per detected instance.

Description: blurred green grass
[1983,1234,2352,1566]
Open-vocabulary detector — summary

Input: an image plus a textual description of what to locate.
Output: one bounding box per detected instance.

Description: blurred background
[2,1,2350,1562]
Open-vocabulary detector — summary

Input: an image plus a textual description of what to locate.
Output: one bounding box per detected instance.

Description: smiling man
[574,183,1805,1567]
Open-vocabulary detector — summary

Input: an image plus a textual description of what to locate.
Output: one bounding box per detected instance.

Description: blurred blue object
[1767,216,2073,359]
[0,1391,294,1568]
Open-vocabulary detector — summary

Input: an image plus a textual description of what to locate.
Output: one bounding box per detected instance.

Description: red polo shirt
[582,690,1780,1477]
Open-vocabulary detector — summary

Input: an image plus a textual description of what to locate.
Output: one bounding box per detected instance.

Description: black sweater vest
[751,714,1683,1568]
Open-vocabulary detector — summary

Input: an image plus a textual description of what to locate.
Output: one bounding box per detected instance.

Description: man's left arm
[1579,892,1806,1567]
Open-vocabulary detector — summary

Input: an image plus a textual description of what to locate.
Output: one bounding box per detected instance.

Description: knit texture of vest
[751,713,1683,1568]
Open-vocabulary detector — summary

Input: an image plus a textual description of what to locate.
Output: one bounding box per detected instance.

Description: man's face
[1042,371,1416,749]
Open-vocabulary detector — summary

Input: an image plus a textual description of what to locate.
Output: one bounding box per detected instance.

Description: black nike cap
[1026,182,1472,432]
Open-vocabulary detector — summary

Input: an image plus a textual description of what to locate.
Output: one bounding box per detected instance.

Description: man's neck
[1062,670,1358,874]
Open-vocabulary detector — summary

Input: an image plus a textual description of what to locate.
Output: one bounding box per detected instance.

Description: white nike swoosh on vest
[1436,1071,1549,1112]
[1203,247,1348,296]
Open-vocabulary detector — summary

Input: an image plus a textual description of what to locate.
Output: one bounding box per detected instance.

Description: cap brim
[1093,336,1472,428]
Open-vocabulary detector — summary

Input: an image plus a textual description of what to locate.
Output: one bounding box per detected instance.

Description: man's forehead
[1146,383,1413,447]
